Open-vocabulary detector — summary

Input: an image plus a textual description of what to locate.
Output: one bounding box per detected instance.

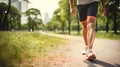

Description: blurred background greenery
[0,0,120,34]
[0,0,120,66]
[0,31,66,67]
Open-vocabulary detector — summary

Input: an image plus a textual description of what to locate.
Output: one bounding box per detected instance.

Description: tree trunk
[96,19,98,32]
[68,20,71,35]
[3,0,11,30]
[76,12,80,34]
[77,20,80,34]
[113,1,117,34]
[0,17,4,30]
[106,6,109,33]
[18,19,21,30]
[106,16,109,33]
[28,16,31,31]
[62,21,65,34]
[113,11,117,34]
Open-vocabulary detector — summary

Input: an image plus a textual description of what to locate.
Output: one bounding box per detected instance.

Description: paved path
[33,31,120,67]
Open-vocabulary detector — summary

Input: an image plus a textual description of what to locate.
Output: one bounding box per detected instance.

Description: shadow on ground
[83,59,120,67]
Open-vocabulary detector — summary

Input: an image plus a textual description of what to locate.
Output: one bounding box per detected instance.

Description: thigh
[77,5,87,22]
[87,16,96,23]
[87,2,98,17]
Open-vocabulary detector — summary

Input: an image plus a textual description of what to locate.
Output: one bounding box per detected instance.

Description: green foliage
[95,31,120,40]
[97,0,120,33]
[45,0,120,34]
[68,31,120,40]
[9,5,21,30]
[21,23,28,30]
[25,8,41,17]
[47,0,77,34]
[45,21,54,31]
[0,2,21,30]
[72,21,80,30]
[0,31,66,67]
[45,8,62,31]
[24,8,43,31]
[0,3,7,22]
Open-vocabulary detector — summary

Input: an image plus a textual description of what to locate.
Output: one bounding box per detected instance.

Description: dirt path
[32,31,120,67]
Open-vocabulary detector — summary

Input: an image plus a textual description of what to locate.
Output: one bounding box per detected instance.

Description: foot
[81,46,88,55]
[85,49,96,60]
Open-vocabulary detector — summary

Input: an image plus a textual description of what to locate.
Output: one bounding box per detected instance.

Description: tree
[58,0,72,34]
[25,8,42,31]
[96,0,120,34]
[9,5,21,30]
[1,0,29,31]
[45,8,61,32]
[52,8,61,32]
[0,3,7,30]
[2,0,12,30]
[0,2,21,31]
[56,0,80,34]
[106,0,120,34]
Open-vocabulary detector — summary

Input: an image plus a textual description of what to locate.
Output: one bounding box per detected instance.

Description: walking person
[69,0,106,60]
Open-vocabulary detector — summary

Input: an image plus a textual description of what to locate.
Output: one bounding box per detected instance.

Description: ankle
[84,45,88,48]
[87,49,93,53]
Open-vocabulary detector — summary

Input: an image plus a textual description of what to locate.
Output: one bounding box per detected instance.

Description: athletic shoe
[81,46,88,55]
[85,49,96,60]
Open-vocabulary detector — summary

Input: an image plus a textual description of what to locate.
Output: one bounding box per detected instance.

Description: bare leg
[84,16,96,60]
[81,20,88,46]
[87,16,96,49]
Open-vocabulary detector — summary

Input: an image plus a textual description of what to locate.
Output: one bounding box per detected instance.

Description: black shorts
[77,2,98,21]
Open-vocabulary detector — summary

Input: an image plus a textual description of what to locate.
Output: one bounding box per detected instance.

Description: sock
[87,49,93,53]
[84,46,88,48]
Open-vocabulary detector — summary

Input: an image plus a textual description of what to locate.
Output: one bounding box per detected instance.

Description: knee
[87,22,94,31]
[87,18,96,30]
[87,16,96,23]
[81,20,87,30]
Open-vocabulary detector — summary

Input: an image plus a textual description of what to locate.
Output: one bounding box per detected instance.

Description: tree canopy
[25,8,43,31]
[46,0,120,34]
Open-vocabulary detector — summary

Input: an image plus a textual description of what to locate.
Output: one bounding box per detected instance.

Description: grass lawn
[54,30,120,40]
[0,31,67,67]
[95,31,120,40]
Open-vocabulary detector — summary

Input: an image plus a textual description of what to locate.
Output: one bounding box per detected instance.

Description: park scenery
[0,0,120,67]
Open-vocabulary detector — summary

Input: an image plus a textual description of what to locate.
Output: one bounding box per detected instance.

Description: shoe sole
[82,53,86,55]
[81,51,87,55]
[85,54,96,60]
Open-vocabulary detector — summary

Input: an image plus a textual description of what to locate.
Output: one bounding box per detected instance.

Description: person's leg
[77,5,89,55]
[85,16,96,60]
[87,16,96,49]
[81,20,88,46]
[86,2,98,49]
[85,2,98,60]
[80,20,89,55]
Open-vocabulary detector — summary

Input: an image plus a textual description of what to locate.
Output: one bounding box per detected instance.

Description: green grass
[95,31,120,40]
[76,31,120,40]
[54,30,120,40]
[0,31,66,67]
